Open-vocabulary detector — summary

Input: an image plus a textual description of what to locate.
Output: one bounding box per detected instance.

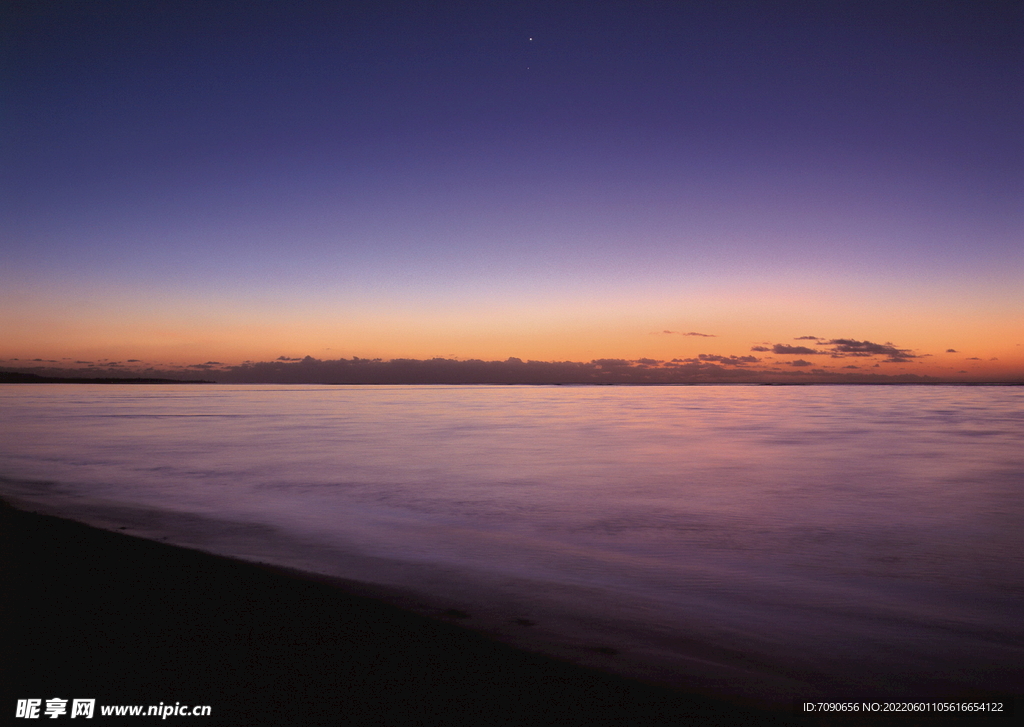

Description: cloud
[688,354,760,365]
[277,356,303,361]
[966,357,981,360]
[771,344,823,355]
[750,338,918,360]
[787,359,813,367]
[654,330,716,337]
[824,339,917,362]
[182,356,781,384]
[592,358,632,368]
[945,349,957,353]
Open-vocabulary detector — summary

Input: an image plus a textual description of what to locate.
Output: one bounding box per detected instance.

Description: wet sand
[2,499,1010,726]
[1,499,783,726]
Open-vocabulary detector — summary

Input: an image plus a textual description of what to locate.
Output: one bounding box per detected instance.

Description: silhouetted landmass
[209,356,961,385]
[4,360,1020,386]
[0,372,212,384]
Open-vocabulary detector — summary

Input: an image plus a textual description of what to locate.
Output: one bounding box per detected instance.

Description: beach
[6,499,1017,726]
[2,499,783,726]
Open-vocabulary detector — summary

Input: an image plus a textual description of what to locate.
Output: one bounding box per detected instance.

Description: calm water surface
[2,384,1022,701]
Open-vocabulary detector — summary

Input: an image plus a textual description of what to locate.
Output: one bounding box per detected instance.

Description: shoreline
[1,499,780,726]
[2,499,1014,725]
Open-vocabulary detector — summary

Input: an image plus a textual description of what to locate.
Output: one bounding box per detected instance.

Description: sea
[2,383,1021,705]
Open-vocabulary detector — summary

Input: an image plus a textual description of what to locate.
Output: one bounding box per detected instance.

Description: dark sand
[1,500,1008,726]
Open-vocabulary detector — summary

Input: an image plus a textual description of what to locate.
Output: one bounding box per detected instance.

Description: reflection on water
[2,384,1022,700]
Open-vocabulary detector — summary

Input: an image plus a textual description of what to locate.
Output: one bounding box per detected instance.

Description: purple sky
[3,1,1021,382]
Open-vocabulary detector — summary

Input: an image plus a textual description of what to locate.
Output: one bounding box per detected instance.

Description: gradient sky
[3,0,1022,381]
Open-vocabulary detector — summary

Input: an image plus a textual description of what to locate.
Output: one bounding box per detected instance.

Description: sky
[2,0,1022,383]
